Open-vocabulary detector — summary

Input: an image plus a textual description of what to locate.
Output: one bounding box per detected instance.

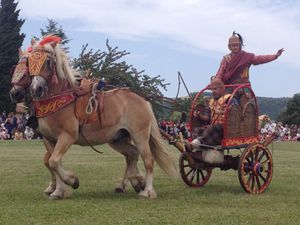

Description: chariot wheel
[179,152,212,187]
[238,143,273,194]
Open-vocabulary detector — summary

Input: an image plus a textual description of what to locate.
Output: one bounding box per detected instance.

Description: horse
[27,36,177,200]
[9,49,32,102]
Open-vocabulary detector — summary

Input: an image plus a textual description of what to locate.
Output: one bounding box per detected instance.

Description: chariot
[162,83,277,194]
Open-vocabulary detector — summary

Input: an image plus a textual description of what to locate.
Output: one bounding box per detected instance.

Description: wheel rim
[179,153,212,187]
[238,144,273,193]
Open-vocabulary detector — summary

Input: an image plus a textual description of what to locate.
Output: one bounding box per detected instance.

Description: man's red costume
[215,33,282,84]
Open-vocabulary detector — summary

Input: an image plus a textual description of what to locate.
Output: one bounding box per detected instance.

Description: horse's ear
[31,38,36,46]
[85,68,92,78]
[50,42,58,49]
[18,48,23,57]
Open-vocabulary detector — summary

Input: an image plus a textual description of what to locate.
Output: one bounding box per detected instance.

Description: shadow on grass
[158,184,245,199]
[72,183,246,202]
[74,190,139,201]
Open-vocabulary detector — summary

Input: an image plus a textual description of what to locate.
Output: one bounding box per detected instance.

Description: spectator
[0,111,6,123]
[0,126,8,140]
[4,113,15,139]
[24,126,35,140]
[13,128,24,140]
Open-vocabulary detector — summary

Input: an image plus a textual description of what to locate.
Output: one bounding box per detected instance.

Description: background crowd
[159,118,300,142]
[0,111,39,140]
[1,110,299,142]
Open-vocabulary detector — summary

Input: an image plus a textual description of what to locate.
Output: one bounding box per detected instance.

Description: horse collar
[33,91,76,117]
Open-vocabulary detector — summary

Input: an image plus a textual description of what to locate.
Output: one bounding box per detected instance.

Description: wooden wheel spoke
[243,169,251,176]
[199,169,205,180]
[246,157,252,164]
[258,151,266,162]
[243,162,252,169]
[250,151,254,163]
[186,168,194,177]
[254,148,259,161]
[190,170,196,182]
[258,171,267,182]
[251,173,255,191]
[255,175,261,189]
[243,162,252,175]
[260,159,270,165]
[246,173,252,185]
[196,169,200,183]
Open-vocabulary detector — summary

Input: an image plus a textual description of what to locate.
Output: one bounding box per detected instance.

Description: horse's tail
[149,114,178,178]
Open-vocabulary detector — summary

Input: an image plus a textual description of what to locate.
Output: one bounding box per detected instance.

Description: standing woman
[215,31,284,84]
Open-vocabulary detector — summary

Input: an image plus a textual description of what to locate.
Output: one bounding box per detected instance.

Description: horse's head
[9,49,32,102]
[29,36,76,99]
[29,37,60,99]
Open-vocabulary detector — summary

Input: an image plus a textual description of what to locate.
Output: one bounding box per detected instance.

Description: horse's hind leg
[132,132,157,199]
[109,139,146,193]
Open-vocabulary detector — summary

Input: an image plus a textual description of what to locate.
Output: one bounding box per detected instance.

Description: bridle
[10,55,32,92]
[28,48,57,81]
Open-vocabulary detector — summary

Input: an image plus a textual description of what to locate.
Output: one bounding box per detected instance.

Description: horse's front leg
[43,151,56,195]
[42,138,56,195]
[47,134,78,200]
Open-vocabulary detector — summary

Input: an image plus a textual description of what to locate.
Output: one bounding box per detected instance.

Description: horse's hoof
[133,181,145,193]
[49,194,63,200]
[72,177,80,189]
[44,186,55,195]
[138,189,157,199]
[115,187,125,193]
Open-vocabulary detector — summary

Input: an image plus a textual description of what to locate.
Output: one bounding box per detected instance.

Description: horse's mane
[34,39,79,88]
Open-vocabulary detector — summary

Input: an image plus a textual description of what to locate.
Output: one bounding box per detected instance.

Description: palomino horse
[28,36,177,200]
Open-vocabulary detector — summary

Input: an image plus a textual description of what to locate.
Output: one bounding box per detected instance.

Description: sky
[16,0,300,98]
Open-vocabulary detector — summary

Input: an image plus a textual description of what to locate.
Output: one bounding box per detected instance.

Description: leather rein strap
[78,124,103,154]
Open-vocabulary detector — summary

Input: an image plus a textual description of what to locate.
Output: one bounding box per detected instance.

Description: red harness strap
[33,91,76,117]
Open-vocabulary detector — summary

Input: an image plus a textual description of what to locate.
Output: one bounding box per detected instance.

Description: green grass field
[0,140,299,225]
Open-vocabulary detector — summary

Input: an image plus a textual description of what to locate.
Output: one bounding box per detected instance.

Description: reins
[78,124,103,154]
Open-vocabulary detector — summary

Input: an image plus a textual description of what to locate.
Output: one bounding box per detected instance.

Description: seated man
[191,97,210,139]
[187,79,238,164]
